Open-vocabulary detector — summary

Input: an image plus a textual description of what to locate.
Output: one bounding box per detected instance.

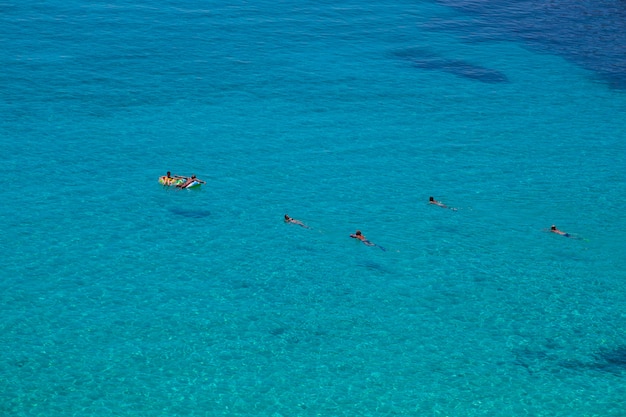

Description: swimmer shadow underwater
[167,206,212,219]
[513,344,626,376]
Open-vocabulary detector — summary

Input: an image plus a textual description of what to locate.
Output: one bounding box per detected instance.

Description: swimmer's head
[285,214,290,220]
[551,225,556,230]
[429,196,434,201]
[355,230,362,235]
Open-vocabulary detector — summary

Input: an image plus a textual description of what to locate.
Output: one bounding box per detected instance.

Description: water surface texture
[1,1,625,416]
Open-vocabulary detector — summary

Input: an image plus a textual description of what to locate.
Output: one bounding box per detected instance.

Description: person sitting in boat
[160,171,185,186]
[177,174,206,189]
[166,171,184,179]
[284,214,309,228]
[165,171,184,182]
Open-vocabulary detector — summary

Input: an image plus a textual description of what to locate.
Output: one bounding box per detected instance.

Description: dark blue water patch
[558,353,626,376]
[590,345,626,374]
[512,347,555,375]
[433,0,626,89]
[513,343,626,376]
[393,47,509,83]
[356,259,392,274]
[268,326,301,344]
[269,327,287,336]
[167,207,211,219]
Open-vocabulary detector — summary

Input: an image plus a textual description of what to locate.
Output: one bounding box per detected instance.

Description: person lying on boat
[284,214,309,228]
[176,174,206,189]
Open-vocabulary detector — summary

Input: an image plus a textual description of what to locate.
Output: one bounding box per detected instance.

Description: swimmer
[284,214,309,229]
[350,230,385,251]
[176,174,206,189]
[429,196,457,211]
[550,225,570,237]
[429,196,445,207]
[350,230,374,245]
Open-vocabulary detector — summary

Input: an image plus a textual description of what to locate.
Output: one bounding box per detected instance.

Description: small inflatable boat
[159,176,185,186]
[159,176,202,189]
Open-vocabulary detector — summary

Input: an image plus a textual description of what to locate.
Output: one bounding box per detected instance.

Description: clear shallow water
[1,1,625,416]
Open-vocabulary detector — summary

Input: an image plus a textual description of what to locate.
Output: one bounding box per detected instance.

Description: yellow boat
[159,176,202,188]
[158,176,185,186]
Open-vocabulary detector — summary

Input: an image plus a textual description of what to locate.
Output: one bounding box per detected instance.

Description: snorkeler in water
[350,230,373,245]
[429,196,457,211]
[548,224,587,240]
[550,225,570,237]
[284,214,309,229]
[350,230,385,251]
[429,196,446,207]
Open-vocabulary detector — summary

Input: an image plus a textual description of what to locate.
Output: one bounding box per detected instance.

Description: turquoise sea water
[1,1,625,415]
